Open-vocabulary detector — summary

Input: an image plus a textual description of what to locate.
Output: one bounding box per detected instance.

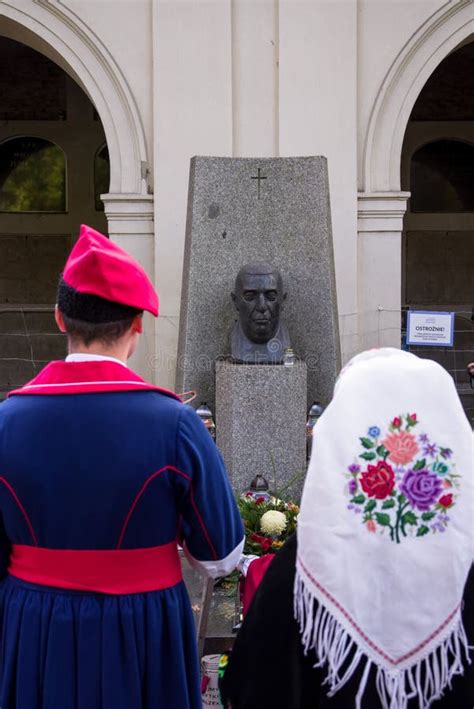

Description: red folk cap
[62,225,159,316]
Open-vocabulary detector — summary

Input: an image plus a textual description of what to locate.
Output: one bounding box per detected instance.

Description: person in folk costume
[0,225,244,709]
[221,348,474,709]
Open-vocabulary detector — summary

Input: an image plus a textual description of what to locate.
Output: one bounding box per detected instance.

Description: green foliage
[375,513,391,527]
[360,437,375,449]
[412,458,426,471]
[364,500,377,513]
[417,525,430,537]
[382,499,396,509]
[402,511,418,526]
[273,470,306,501]
[376,445,389,458]
[0,139,66,212]
[352,494,366,505]
[421,511,436,521]
[359,452,376,461]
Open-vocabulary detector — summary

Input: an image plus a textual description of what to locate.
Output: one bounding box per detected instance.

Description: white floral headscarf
[295,348,473,709]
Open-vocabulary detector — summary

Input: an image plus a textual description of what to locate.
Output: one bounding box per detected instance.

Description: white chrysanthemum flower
[260,510,287,536]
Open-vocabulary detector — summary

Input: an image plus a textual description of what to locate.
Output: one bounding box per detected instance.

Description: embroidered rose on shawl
[344,413,459,543]
[400,469,443,511]
[382,431,419,465]
[360,461,395,500]
[438,493,454,508]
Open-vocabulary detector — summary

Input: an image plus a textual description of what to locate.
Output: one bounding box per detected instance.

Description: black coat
[221,534,474,709]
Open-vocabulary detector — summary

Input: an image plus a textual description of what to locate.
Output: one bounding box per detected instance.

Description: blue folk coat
[0,359,244,709]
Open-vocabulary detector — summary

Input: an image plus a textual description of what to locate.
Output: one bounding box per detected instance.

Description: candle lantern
[306,401,324,461]
[283,348,296,367]
[247,474,270,502]
[196,402,216,441]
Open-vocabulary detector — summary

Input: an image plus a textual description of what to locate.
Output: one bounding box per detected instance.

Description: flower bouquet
[238,494,299,556]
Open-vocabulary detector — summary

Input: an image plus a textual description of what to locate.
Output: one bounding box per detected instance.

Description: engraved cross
[250,167,267,200]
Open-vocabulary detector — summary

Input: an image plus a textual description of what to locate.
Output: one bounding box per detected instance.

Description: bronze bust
[230,262,291,363]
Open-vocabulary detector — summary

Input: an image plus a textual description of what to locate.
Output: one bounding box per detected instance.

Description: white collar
[65,353,127,367]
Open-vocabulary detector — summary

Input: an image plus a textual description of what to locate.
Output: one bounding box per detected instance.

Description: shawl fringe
[294,570,471,709]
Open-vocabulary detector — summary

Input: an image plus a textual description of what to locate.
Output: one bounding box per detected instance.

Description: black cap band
[57,278,142,323]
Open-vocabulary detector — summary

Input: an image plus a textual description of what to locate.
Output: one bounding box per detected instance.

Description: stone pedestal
[216,360,307,498]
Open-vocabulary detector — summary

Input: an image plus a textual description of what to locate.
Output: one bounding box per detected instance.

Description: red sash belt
[9,542,182,594]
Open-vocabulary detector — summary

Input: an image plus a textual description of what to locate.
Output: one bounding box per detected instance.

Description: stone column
[102,193,155,382]
[357,192,410,351]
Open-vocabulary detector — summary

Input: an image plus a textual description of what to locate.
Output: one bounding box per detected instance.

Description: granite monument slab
[176,156,340,407]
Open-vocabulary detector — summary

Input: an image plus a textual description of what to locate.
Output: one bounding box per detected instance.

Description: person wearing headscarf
[0,225,244,708]
[221,348,474,708]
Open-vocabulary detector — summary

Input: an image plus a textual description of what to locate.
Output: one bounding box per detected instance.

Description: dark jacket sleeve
[221,534,313,709]
[221,534,474,709]
[176,405,244,575]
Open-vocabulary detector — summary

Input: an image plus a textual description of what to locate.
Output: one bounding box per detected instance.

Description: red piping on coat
[117,465,218,560]
[0,477,38,546]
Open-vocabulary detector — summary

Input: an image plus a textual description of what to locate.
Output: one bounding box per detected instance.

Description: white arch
[0,1,155,381]
[0,0,148,195]
[362,0,474,193]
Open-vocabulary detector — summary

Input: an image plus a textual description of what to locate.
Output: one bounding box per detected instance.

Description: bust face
[232,270,285,344]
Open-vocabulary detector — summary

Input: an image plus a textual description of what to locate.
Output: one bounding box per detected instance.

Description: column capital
[358,191,410,233]
[101,193,154,235]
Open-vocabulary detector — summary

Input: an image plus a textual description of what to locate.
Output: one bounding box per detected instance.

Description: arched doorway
[358,5,474,395]
[0,3,155,384]
[0,37,111,396]
[0,3,156,384]
[400,41,474,421]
